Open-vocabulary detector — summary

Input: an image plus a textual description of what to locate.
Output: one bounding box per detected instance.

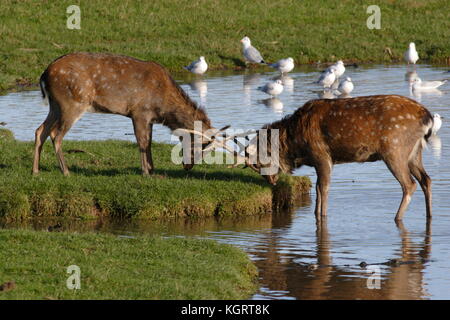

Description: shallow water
[1,64,450,299]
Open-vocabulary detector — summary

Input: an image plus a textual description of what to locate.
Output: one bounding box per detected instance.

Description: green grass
[0,129,311,220]
[1,0,449,93]
[0,229,258,299]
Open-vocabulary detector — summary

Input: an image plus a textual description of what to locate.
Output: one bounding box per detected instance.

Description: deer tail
[39,71,49,105]
[422,112,434,148]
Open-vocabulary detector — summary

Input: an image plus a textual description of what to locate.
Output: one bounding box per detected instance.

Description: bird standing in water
[258,79,284,96]
[269,57,294,74]
[404,42,419,68]
[184,56,208,75]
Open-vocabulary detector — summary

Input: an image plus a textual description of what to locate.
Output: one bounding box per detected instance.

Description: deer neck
[265,117,305,174]
[160,103,212,134]
[261,126,292,174]
[157,76,213,133]
[278,127,298,173]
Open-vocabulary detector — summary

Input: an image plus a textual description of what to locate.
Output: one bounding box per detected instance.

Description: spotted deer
[238,95,433,221]
[33,52,227,176]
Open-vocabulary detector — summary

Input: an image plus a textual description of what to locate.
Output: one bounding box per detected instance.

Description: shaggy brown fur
[33,52,213,176]
[254,95,433,221]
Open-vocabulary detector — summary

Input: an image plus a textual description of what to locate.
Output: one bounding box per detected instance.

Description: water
[1,64,450,299]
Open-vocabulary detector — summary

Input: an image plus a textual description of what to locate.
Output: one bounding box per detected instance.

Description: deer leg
[314,182,322,220]
[49,123,59,145]
[52,110,84,176]
[384,158,417,221]
[147,124,154,172]
[132,118,151,176]
[32,111,57,175]
[314,159,333,219]
[409,152,432,219]
[53,127,71,176]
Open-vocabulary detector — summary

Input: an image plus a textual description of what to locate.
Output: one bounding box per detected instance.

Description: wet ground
[1,64,449,299]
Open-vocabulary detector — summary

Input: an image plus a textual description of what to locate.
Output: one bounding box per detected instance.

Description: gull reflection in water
[243,73,261,107]
[317,89,337,99]
[428,134,442,159]
[273,75,294,93]
[259,97,284,114]
[410,87,442,102]
[189,79,208,105]
[337,93,352,99]
[405,70,419,84]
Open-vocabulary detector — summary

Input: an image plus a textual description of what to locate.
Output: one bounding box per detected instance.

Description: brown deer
[33,52,228,176]
[236,95,433,222]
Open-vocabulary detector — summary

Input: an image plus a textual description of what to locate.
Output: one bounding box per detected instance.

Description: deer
[231,95,433,222]
[33,52,229,176]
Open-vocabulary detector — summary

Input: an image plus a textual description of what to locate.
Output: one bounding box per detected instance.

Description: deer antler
[174,125,231,141]
[205,130,258,167]
[174,127,258,167]
[173,128,214,141]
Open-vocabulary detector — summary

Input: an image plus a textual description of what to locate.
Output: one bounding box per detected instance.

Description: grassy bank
[0,129,311,220]
[0,229,257,299]
[1,0,449,93]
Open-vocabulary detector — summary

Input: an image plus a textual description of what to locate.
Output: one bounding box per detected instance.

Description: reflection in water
[337,93,352,99]
[405,70,419,84]
[188,79,208,105]
[0,215,274,236]
[0,191,435,300]
[273,75,294,93]
[317,89,337,99]
[243,73,261,88]
[259,98,284,113]
[243,73,261,106]
[411,87,443,102]
[252,216,432,300]
[428,135,442,158]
